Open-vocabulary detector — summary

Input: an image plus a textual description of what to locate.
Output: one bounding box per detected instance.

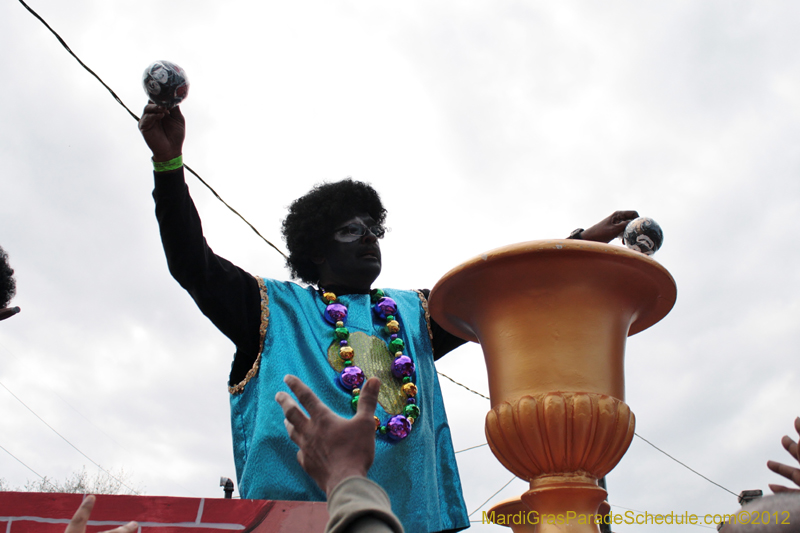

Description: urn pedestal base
[488,486,608,533]
[487,498,539,533]
[521,484,606,533]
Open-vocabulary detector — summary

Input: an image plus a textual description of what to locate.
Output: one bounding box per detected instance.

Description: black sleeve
[419,289,468,360]
[152,168,261,385]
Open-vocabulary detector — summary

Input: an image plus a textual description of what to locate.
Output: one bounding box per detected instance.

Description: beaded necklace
[321,288,420,441]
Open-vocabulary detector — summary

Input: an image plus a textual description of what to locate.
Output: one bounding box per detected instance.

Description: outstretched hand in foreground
[66,495,138,533]
[767,416,800,493]
[276,374,380,498]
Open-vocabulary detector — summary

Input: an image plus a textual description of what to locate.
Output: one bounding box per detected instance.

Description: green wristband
[153,155,183,172]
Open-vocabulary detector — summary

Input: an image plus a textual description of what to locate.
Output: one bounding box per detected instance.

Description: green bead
[403,376,412,383]
[389,338,404,354]
[386,315,395,322]
[371,289,385,303]
[344,360,353,366]
[404,404,421,418]
[351,395,359,411]
[335,327,349,339]
[379,426,388,434]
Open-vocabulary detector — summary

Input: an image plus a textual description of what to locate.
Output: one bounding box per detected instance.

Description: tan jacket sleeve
[325,477,405,533]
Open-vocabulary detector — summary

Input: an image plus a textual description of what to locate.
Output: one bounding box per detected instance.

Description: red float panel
[0,492,329,533]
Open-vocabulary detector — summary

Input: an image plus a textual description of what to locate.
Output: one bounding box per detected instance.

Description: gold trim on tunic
[228,276,269,394]
[415,290,434,342]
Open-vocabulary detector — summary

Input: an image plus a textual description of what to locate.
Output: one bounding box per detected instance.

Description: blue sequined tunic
[229,279,469,533]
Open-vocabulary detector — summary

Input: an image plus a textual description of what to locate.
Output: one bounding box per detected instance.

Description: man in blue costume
[138,103,636,533]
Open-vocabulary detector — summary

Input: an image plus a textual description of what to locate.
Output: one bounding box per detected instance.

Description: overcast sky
[2,1,800,530]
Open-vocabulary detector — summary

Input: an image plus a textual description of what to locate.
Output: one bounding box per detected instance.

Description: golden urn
[429,240,676,532]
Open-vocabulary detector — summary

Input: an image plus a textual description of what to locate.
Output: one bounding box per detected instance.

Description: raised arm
[427,210,641,361]
[570,210,639,243]
[138,105,261,384]
[138,103,184,163]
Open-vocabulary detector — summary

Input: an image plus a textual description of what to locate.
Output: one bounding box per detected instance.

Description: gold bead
[386,320,400,333]
[407,417,415,425]
[339,346,354,360]
[402,383,418,397]
[323,292,337,302]
[352,388,360,396]
[336,320,344,328]
[374,416,381,430]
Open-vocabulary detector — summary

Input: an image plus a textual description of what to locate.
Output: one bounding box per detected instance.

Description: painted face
[317,214,383,292]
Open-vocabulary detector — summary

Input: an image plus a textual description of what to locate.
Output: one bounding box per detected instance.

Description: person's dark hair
[0,246,16,308]
[282,179,387,284]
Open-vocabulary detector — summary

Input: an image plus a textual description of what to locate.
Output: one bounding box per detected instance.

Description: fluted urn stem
[486,392,634,532]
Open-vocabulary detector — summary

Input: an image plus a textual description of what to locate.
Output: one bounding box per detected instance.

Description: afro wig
[282,179,386,285]
[0,246,16,308]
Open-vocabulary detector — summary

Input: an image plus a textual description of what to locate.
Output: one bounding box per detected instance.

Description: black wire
[437,371,490,400]
[0,341,199,497]
[184,163,288,259]
[0,441,54,488]
[634,432,739,497]
[0,380,140,494]
[455,443,489,454]
[439,372,740,499]
[467,475,517,517]
[17,0,288,260]
[17,0,140,122]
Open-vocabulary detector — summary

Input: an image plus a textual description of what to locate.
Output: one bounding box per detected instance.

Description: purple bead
[386,415,411,440]
[373,297,397,319]
[406,397,416,404]
[340,340,348,346]
[325,303,348,324]
[339,366,365,390]
[391,355,415,378]
[390,334,398,340]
